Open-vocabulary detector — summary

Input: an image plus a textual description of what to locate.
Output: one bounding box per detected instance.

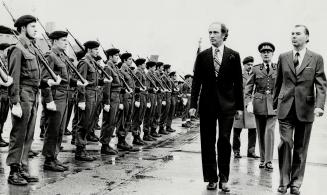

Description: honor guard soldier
[100,48,122,155]
[0,43,13,147]
[6,15,61,185]
[131,58,148,145]
[41,31,88,171]
[245,42,277,171]
[75,40,111,161]
[152,62,165,137]
[167,71,178,132]
[232,56,258,159]
[181,74,192,128]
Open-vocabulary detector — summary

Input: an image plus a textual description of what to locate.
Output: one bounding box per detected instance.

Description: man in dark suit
[273,25,326,195]
[190,22,244,192]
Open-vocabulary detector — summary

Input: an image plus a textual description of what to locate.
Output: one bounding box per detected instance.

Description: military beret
[105,48,120,56]
[163,64,171,70]
[258,42,275,52]
[0,43,12,50]
[242,56,254,64]
[48,30,68,40]
[134,58,146,66]
[169,71,176,77]
[76,50,86,61]
[14,15,37,28]
[120,52,132,61]
[83,41,99,49]
[184,74,193,79]
[156,62,164,68]
[94,55,102,61]
[146,61,156,69]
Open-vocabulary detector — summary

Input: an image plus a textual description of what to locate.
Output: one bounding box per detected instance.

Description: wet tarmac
[0,107,327,194]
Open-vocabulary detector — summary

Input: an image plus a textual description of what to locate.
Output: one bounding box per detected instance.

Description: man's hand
[103,104,110,112]
[146,102,151,108]
[11,103,22,118]
[119,103,124,110]
[246,102,253,113]
[235,110,243,120]
[162,101,166,106]
[135,101,140,108]
[104,77,113,83]
[189,108,196,117]
[77,80,89,87]
[182,98,188,106]
[78,102,86,110]
[314,108,324,117]
[1,76,13,87]
[47,75,62,87]
[46,101,57,111]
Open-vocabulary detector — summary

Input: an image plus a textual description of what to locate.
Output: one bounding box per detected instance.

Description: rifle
[2,1,59,82]
[96,38,107,56]
[0,58,8,82]
[127,62,146,90]
[149,70,167,92]
[144,72,159,91]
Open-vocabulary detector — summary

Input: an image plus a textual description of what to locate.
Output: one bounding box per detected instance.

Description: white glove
[78,102,86,110]
[46,101,57,111]
[119,103,124,110]
[1,76,13,87]
[135,101,140,108]
[12,103,22,118]
[182,98,188,106]
[146,102,151,108]
[104,77,113,83]
[103,104,110,112]
[77,80,89,87]
[247,102,253,113]
[162,101,166,106]
[47,75,62,87]
[189,108,196,117]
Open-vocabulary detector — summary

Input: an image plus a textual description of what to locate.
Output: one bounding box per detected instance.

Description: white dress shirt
[212,44,224,64]
[293,47,307,71]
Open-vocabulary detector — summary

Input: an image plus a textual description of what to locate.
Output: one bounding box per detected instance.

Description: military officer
[232,56,258,159]
[245,42,277,171]
[41,30,88,171]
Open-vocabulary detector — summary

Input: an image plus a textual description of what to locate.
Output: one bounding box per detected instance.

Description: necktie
[214,48,221,77]
[294,52,300,68]
[266,63,270,74]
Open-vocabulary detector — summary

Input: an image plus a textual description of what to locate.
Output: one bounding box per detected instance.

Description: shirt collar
[212,43,224,54]
[293,47,306,58]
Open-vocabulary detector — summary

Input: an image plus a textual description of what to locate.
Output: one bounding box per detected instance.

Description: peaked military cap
[83,41,99,49]
[135,58,146,66]
[48,31,68,40]
[14,15,37,28]
[258,42,275,52]
[242,56,254,64]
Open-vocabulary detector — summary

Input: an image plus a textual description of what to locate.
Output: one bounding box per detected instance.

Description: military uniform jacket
[135,68,148,96]
[8,35,48,104]
[145,70,158,94]
[77,53,104,102]
[41,47,78,103]
[181,82,191,98]
[245,63,277,116]
[102,61,123,105]
[161,72,172,92]
[0,55,9,95]
[233,70,256,128]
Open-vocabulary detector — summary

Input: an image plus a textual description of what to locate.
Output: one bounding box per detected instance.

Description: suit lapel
[220,46,230,69]
[286,51,296,75]
[205,48,216,78]
[296,50,313,76]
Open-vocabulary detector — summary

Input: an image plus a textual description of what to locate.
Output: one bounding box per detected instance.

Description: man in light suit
[190,22,243,192]
[273,25,326,195]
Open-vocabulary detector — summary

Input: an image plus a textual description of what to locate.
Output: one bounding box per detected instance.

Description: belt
[257,90,271,95]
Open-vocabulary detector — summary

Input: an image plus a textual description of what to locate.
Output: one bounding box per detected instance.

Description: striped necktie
[214,48,221,77]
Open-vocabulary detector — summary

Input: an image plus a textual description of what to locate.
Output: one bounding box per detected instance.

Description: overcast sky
[1,0,326,75]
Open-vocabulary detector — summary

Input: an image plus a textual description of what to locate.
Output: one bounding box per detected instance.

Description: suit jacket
[245,63,277,116]
[273,49,327,122]
[191,46,243,115]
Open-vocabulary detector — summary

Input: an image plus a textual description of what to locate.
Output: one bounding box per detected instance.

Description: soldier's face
[260,50,273,63]
[112,54,120,63]
[292,26,308,47]
[24,22,37,38]
[244,62,253,71]
[140,63,146,69]
[90,47,99,57]
[55,37,68,50]
[208,24,224,47]
[126,57,133,66]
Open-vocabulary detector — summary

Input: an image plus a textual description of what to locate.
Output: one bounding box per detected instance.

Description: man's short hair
[295,24,310,43]
[210,22,229,41]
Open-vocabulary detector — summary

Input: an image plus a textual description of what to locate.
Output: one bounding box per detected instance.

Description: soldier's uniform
[158,65,172,134]
[153,65,165,137]
[245,43,277,169]
[166,71,178,132]
[181,78,192,122]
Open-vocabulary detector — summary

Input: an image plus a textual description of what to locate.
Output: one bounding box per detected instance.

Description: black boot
[18,166,39,182]
[86,132,99,142]
[64,129,72,136]
[143,134,157,141]
[75,147,95,161]
[117,139,133,151]
[101,144,118,155]
[0,134,9,147]
[43,158,66,172]
[158,127,169,135]
[7,164,28,186]
[150,128,162,138]
[132,136,147,146]
[166,127,176,133]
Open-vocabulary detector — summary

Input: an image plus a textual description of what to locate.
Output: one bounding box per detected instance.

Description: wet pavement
[0,106,327,194]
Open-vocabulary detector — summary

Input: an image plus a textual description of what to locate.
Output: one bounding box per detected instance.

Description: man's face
[54,37,68,50]
[260,50,273,63]
[166,67,171,73]
[291,26,308,48]
[159,66,164,71]
[126,57,133,66]
[90,47,99,57]
[243,62,253,72]
[24,22,37,38]
[208,24,224,47]
[111,54,120,63]
[140,63,146,69]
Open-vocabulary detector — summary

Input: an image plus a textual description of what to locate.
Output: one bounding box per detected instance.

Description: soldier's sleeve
[8,48,22,104]
[273,55,283,110]
[102,66,112,105]
[41,53,55,103]
[77,61,88,102]
[233,52,244,111]
[314,55,326,110]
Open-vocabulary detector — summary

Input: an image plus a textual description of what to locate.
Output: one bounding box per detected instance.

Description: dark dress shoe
[117,141,133,151]
[101,145,118,155]
[8,171,28,186]
[219,182,230,192]
[247,153,260,159]
[151,131,162,138]
[290,186,300,195]
[259,161,265,168]
[234,152,242,158]
[166,127,176,132]
[207,182,217,190]
[133,137,147,146]
[19,168,39,182]
[0,137,9,147]
[264,161,273,171]
[44,161,66,172]
[64,129,72,135]
[277,186,288,194]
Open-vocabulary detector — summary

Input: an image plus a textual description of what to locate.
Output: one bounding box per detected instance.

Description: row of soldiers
[0,15,193,185]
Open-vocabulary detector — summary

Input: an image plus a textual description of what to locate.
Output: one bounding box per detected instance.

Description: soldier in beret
[181,74,193,128]
[166,71,179,132]
[232,56,259,159]
[41,30,88,171]
[245,42,277,171]
[6,15,61,185]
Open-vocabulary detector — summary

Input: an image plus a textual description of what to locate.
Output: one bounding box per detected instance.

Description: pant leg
[264,116,277,163]
[232,128,242,153]
[153,93,162,130]
[166,95,176,128]
[131,93,146,136]
[143,93,156,135]
[116,94,131,139]
[247,128,257,155]
[0,94,9,135]
[64,90,75,131]
[159,93,171,128]
[217,114,234,183]
[255,115,267,162]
